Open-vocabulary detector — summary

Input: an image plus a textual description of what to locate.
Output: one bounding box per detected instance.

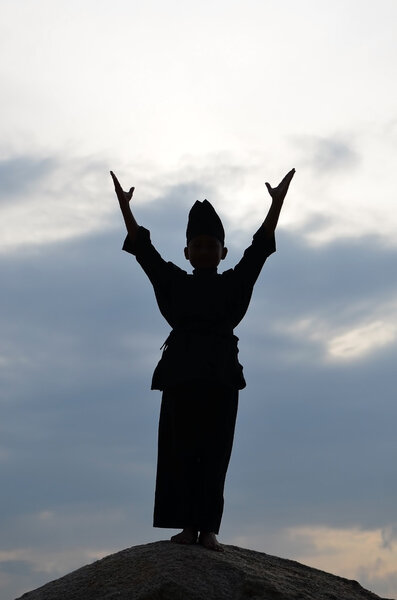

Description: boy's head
[184,200,228,269]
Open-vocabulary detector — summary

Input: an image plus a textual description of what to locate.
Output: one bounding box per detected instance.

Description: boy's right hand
[110,171,134,205]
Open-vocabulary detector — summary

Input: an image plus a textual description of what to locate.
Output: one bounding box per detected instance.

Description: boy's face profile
[184,234,228,270]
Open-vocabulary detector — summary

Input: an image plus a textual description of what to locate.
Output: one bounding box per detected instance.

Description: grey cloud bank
[291,135,360,173]
[1,194,396,598]
[0,156,55,199]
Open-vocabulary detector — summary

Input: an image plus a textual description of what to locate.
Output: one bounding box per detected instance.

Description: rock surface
[16,540,392,600]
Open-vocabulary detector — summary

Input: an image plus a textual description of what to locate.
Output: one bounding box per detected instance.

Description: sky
[1,0,397,598]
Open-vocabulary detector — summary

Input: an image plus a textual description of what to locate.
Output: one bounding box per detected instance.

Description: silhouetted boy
[111,168,294,551]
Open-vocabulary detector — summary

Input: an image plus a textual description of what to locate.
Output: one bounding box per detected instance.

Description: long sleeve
[122,226,171,287]
[232,224,276,288]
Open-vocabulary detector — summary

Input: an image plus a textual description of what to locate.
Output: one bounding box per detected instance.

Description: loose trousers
[153,384,238,534]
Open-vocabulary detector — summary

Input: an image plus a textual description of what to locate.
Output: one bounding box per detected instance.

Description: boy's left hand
[265,168,295,203]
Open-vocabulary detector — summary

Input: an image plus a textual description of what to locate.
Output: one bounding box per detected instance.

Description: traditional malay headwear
[186,199,225,245]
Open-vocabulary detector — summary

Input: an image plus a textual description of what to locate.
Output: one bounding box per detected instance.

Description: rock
[15,540,392,600]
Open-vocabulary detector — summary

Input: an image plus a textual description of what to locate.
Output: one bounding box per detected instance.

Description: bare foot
[199,531,224,552]
[170,527,198,545]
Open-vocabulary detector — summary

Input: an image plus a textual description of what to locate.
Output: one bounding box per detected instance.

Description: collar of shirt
[192,267,218,277]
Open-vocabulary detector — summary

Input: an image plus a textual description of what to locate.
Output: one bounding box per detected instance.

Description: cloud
[239,231,397,366]
[292,134,360,173]
[0,156,55,199]
[0,151,252,256]
[1,144,396,263]
[285,525,397,595]
[0,153,113,254]
[381,524,397,551]
[327,319,397,360]
[278,312,397,363]
[226,524,397,598]
[283,123,397,247]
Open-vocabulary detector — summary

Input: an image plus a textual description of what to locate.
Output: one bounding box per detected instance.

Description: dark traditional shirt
[123,225,276,390]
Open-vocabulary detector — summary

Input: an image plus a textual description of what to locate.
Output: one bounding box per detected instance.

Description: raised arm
[262,168,295,235]
[110,171,139,243]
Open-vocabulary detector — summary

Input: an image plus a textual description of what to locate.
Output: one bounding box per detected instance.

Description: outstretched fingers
[265,168,295,200]
[110,170,120,188]
[110,170,124,198]
[110,171,134,202]
[278,168,295,195]
[280,168,295,189]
